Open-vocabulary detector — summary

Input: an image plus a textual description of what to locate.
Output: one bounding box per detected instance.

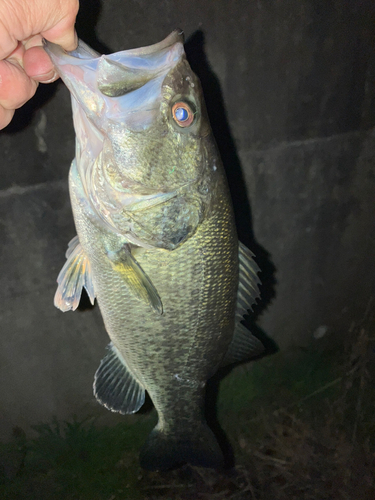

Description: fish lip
[43,30,185,101]
[43,31,186,131]
[43,29,184,63]
[43,38,99,63]
[116,29,184,57]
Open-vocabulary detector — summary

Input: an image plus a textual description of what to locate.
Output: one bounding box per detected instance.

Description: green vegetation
[0,416,156,500]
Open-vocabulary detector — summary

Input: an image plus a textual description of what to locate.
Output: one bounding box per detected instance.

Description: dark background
[1,0,374,439]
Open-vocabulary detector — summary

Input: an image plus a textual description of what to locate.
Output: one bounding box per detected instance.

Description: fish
[45,30,264,471]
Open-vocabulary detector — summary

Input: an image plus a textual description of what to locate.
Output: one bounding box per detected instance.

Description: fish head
[45,32,216,244]
[95,31,212,193]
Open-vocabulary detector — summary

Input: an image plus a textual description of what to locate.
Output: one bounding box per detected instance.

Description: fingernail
[7,57,24,69]
[33,70,58,83]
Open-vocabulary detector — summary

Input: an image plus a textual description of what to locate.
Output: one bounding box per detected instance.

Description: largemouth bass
[45,31,264,471]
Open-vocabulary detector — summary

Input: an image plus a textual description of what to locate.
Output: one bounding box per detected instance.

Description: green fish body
[46,31,264,470]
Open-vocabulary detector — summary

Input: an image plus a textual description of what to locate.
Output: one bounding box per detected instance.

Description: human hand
[0,0,79,129]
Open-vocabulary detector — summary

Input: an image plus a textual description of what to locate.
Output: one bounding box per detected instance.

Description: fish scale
[71,167,237,390]
[48,30,264,471]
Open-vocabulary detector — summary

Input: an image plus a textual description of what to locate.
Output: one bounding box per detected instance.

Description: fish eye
[171,101,195,127]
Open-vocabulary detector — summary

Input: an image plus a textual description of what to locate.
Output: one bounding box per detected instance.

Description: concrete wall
[1,0,374,438]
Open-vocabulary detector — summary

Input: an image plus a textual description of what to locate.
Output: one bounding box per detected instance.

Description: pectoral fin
[221,242,264,366]
[94,343,145,414]
[54,236,95,312]
[107,245,163,314]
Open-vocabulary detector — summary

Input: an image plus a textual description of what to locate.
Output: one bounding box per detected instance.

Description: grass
[0,416,156,500]
[1,306,374,499]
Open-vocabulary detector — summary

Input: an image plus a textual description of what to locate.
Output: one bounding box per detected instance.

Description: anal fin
[54,236,95,312]
[221,323,265,367]
[94,342,145,414]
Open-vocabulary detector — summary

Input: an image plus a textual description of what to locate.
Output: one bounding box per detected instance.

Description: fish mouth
[44,30,185,130]
[44,32,188,239]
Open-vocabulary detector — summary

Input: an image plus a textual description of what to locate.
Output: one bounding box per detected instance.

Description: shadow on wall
[185,30,277,319]
[185,31,278,468]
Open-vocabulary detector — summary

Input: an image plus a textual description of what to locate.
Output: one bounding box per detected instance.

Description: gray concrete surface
[0,0,374,438]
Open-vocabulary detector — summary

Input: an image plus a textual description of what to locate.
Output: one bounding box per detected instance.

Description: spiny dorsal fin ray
[106,245,163,315]
[237,241,261,316]
[94,342,145,414]
[221,241,264,367]
[54,236,95,312]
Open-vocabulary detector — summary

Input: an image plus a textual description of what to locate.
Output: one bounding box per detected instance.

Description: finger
[0,105,15,130]
[0,59,38,110]
[42,5,79,52]
[43,25,78,52]
[0,0,79,58]
[23,46,58,82]
[0,15,19,59]
[22,34,44,51]
[6,41,26,68]
[22,37,58,82]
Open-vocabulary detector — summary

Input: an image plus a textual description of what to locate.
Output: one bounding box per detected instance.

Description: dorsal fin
[236,241,261,319]
[54,236,95,312]
[221,242,264,366]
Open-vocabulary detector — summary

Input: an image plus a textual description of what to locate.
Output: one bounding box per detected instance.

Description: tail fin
[139,423,224,471]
